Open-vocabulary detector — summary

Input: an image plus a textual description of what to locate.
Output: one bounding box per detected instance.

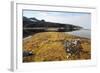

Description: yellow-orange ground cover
[23,32,91,62]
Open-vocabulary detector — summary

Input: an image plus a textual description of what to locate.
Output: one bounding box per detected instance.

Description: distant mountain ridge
[23,16,82,28]
[23,16,83,37]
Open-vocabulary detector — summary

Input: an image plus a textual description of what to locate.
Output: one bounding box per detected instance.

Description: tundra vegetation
[23,32,91,62]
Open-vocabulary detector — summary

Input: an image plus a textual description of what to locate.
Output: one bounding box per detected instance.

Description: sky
[23,10,91,29]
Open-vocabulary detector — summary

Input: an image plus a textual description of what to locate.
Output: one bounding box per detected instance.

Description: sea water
[66,29,91,39]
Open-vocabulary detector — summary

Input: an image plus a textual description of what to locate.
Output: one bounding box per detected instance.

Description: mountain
[23,16,83,37]
[23,16,82,28]
[30,17,39,22]
[23,16,31,22]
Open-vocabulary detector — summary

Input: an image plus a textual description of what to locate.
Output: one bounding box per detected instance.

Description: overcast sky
[23,10,91,29]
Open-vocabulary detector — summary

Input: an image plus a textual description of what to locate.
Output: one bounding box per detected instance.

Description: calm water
[66,29,91,39]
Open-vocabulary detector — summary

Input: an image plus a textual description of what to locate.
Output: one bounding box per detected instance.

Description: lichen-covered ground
[23,32,91,62]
